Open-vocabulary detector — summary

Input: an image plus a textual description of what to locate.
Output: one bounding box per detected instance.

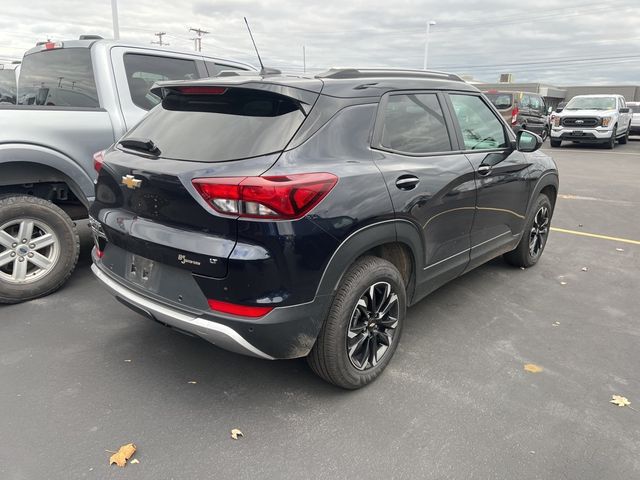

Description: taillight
[207,299,273,318]
[192,173,338,220]
[177,86,228,95]
[44,41,63,50]
[511,105,519,125]
[93,150,104,172]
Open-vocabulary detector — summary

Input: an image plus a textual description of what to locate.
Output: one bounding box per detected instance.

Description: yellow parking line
[551,227,640,245]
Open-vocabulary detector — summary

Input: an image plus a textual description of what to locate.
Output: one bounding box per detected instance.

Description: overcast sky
[1,0,639,84]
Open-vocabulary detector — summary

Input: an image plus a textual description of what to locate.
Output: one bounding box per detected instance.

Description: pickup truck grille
[562,117,600,128]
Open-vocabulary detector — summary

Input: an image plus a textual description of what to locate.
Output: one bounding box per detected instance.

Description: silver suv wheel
[0,218,60,284]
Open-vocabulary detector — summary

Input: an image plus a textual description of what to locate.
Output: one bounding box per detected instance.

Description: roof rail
[316,68,463,82]
[79,35,104,40]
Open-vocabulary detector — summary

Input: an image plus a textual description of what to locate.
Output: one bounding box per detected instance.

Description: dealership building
[468,77,640,109]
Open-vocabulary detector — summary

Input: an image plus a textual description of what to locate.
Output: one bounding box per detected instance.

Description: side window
[449,94,508,150]
[204,61,244,77]
[379,93,451,154]
[123,54,200,110]
[530,95,542,111]
[520,94,531,108]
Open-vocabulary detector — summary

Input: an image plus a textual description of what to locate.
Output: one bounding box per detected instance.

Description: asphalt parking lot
[1,139,639,479]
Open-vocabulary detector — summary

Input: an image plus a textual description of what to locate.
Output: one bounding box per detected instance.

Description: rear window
[485,93,513,109]
[0,69,17,104]
[204,61,245,76]
[122,88,307,162]
[123,53,200,110]
[18,48,99,107]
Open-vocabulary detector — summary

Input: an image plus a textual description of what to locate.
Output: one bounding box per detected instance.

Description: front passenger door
[447,93,531,271]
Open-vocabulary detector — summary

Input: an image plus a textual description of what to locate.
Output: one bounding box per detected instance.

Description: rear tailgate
[93,150,279,278]
[91,81,321,279]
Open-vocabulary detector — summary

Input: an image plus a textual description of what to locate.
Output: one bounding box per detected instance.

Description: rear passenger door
[446,93,531,271]
[110,48,207,129]
[371,91,477,292]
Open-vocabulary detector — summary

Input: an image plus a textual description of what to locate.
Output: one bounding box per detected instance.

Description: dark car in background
[484,90,549,140]
[90,69,558,389]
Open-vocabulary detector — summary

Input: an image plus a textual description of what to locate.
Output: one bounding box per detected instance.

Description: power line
[433,54,640,71]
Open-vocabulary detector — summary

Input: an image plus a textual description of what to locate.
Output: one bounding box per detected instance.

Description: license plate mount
[125,254,160,292]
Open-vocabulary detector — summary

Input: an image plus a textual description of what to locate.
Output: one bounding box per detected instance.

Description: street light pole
[423,20,436,70]
[111,0,120,40]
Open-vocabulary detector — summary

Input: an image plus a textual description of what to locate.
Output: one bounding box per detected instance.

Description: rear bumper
[92,261,330,360]
[550,128,613,143]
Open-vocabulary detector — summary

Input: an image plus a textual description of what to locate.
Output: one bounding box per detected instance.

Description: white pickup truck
[550,94,632,149]
[0,37,254,303]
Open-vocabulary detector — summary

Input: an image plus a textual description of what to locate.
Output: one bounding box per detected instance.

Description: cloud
[0,0,639,84]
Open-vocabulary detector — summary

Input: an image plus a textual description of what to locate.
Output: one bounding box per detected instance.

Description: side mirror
[619,107,630,113]
[517,130,542,153]
[555,107,564,113]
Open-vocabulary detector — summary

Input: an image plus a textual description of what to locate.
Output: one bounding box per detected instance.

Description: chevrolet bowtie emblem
[121,174,142,189]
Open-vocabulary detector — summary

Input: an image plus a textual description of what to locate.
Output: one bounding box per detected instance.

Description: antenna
[244,17,264,72]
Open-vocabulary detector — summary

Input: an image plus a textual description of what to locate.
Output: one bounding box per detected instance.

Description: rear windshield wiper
[118,138,161,156]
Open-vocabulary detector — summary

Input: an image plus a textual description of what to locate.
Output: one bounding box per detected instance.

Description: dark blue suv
[90,69,558,389]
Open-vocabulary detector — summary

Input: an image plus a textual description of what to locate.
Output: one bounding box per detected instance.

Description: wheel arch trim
[0,144,94,206]
[314,219,424,302]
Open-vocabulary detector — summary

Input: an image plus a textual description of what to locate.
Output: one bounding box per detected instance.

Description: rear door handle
[395,175,420,190]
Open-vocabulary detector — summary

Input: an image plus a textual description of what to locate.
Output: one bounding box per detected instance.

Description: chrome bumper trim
[91,264,274,360]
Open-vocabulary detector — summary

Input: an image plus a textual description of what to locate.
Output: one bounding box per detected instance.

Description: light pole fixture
[423,20,436,70]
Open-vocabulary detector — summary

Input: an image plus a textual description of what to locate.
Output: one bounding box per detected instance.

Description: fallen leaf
[520,267,525,271]
[578,224,583,227]
[552,321,560,327]
[581,267,588,272]
[560,281,567,285]
[610,395,631,407]
[109,443,136,467]
[187,381,197,384]
[616,248,624,252]
[130,459,140,465]
[124,359,132,363]
[524,363,543,373]
[231,428,244,440]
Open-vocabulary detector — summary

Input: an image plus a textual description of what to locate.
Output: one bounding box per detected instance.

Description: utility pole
[152,32,168,47]
[111,0,120,40]
[423,20,436,70]
[189,27,209,52]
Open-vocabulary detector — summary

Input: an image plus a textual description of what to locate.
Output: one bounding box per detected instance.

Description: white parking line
[557,194,636,206]
[541,149,640,156]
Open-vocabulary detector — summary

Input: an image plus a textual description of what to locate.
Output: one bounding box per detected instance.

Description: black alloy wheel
[346,281,400,371]
[529,205,550,259]
[307,256,406,389]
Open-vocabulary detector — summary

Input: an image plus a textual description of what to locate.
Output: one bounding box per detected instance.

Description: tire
[307,256,407,389]
[504,193,552,268]
[550,138,562,148]
[606,127,616,149]
[540,127,549,142]
[0,195,79,304]
[618,126,629,144]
